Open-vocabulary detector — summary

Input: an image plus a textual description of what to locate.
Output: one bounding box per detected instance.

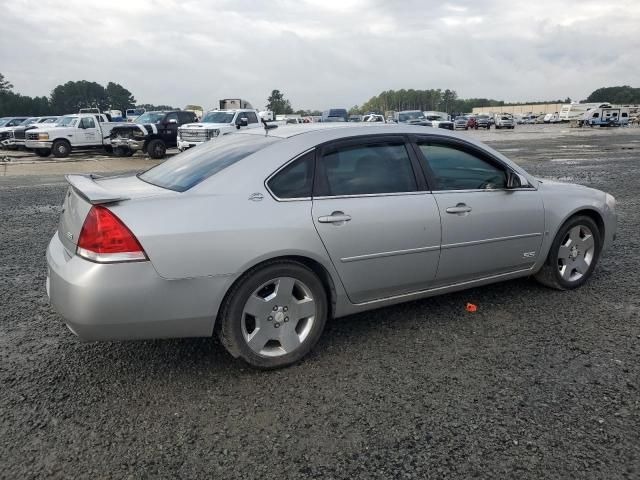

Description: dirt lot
[1,125,639,479]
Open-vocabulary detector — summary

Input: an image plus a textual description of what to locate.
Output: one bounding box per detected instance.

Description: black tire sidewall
[52,140,70,158]
[221,262,328,369]
[548,216,602,289]
[147,139,166,159]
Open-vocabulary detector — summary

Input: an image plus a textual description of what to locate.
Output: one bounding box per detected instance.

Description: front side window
[320,142,417,196]
[135,112,166,124]
[81,117,95,129]
[419,143,506,191]
[246,112,259,124]
[268,151,314,199]
[165,112,178,123]
[202,111,235,123]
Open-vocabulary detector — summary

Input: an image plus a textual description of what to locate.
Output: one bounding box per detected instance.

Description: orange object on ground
[465,303,478,313]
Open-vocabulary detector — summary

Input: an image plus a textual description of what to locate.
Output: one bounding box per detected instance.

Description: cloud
[1,0,639,110]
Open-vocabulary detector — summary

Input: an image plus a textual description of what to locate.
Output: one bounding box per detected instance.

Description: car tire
[218,260,328,369]
[146,139,166,159]
[35,148,51,157]
[113,146,134,157]
[51,140,71,158]
[534,215,601,290]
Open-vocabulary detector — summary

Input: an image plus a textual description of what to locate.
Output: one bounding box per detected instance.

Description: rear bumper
[46,233,231,341]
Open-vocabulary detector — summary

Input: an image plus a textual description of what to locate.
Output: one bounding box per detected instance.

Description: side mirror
[236,118,249,129]
[507,171,529,189]
[79,121,86,129]
[168,118,178,124]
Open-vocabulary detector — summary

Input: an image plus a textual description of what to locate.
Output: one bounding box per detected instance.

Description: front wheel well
[214,255,337,334]
[569,209,605,243]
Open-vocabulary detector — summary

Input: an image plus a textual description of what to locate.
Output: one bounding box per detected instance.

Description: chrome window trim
[431,187,537,194]
[313,191,432,200]
[264,148,316,202]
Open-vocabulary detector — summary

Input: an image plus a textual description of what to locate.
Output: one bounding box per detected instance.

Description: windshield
[21,118,38,126]
[478,115,489,119]
[139,133,280,192]
[40,117,59,124]
[57,116,79,127]
[398,111,424,122]
[202,111,235,124]
[135,112,166,124]
[0,118,11,127]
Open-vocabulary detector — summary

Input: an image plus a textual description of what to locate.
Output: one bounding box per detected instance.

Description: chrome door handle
[446,203,472,214]
[318,212,352,223]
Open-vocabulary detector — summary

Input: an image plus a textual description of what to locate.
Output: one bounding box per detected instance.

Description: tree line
[352,89,574,115]
[0,73,176,117]
[2,72,639,119]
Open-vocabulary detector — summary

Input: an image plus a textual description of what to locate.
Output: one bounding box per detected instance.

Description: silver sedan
[47,124,617,368]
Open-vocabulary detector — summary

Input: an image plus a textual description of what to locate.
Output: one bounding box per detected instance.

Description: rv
[559,103,612,122]
[583,105,630,127]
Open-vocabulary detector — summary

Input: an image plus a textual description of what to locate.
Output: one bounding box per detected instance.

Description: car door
[77,117,98,145]
[245,111,261,130]
[163,112,179,146]
[312,136,441,304]
[413,137,545,284]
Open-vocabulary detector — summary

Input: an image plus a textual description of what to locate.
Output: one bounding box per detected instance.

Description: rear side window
[320,142,417,196]
[268,151,314,199]
[139,134,280,192]
[418,143,506,190]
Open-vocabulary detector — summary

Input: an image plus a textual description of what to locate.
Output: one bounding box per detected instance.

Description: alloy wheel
[557,225,595,282]
[241,277,316,357]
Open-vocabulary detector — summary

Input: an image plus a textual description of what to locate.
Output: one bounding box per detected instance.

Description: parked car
[321,109,348,122]
[348,115,362,122]
[0,117,29,145]
[363,114,385,123]
[475,114,492,129]
[454,116,470,130]
[424,112,454,130]
[46,124,617,369]
[178,107,262,152]
[395,110,430,125]
[495,114,515,129]
[1,116,59,149]
[110,110,198,158]
[24,114,121,158]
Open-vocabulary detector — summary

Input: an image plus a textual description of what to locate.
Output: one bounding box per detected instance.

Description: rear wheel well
[214,256,337,333]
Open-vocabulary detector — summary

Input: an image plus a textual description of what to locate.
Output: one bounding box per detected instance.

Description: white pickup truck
[177,109,262,151]
[24,113,124,158]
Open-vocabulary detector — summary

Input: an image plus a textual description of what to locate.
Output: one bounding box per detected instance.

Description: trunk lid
[58,173,171,253]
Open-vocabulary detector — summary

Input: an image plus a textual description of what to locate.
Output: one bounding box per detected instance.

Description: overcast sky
[2,0,639,111]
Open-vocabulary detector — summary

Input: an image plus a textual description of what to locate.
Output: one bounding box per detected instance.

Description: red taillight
[76,206,147,263]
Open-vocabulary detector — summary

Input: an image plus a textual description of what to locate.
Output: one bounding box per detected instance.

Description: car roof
[234,123,465,141]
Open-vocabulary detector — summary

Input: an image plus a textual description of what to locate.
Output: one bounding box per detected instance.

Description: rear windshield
[139,133,280,192]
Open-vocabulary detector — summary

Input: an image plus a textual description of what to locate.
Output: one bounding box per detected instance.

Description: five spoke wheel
[557,225,595,282]
[242,277,316,357]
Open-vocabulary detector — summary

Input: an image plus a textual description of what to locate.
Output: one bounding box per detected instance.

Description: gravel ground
[1,126,639,479]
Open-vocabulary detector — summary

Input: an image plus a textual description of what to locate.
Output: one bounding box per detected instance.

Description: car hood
[537,178,604,197]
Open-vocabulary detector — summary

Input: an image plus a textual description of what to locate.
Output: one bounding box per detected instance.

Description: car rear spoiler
[65,174,130,205]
